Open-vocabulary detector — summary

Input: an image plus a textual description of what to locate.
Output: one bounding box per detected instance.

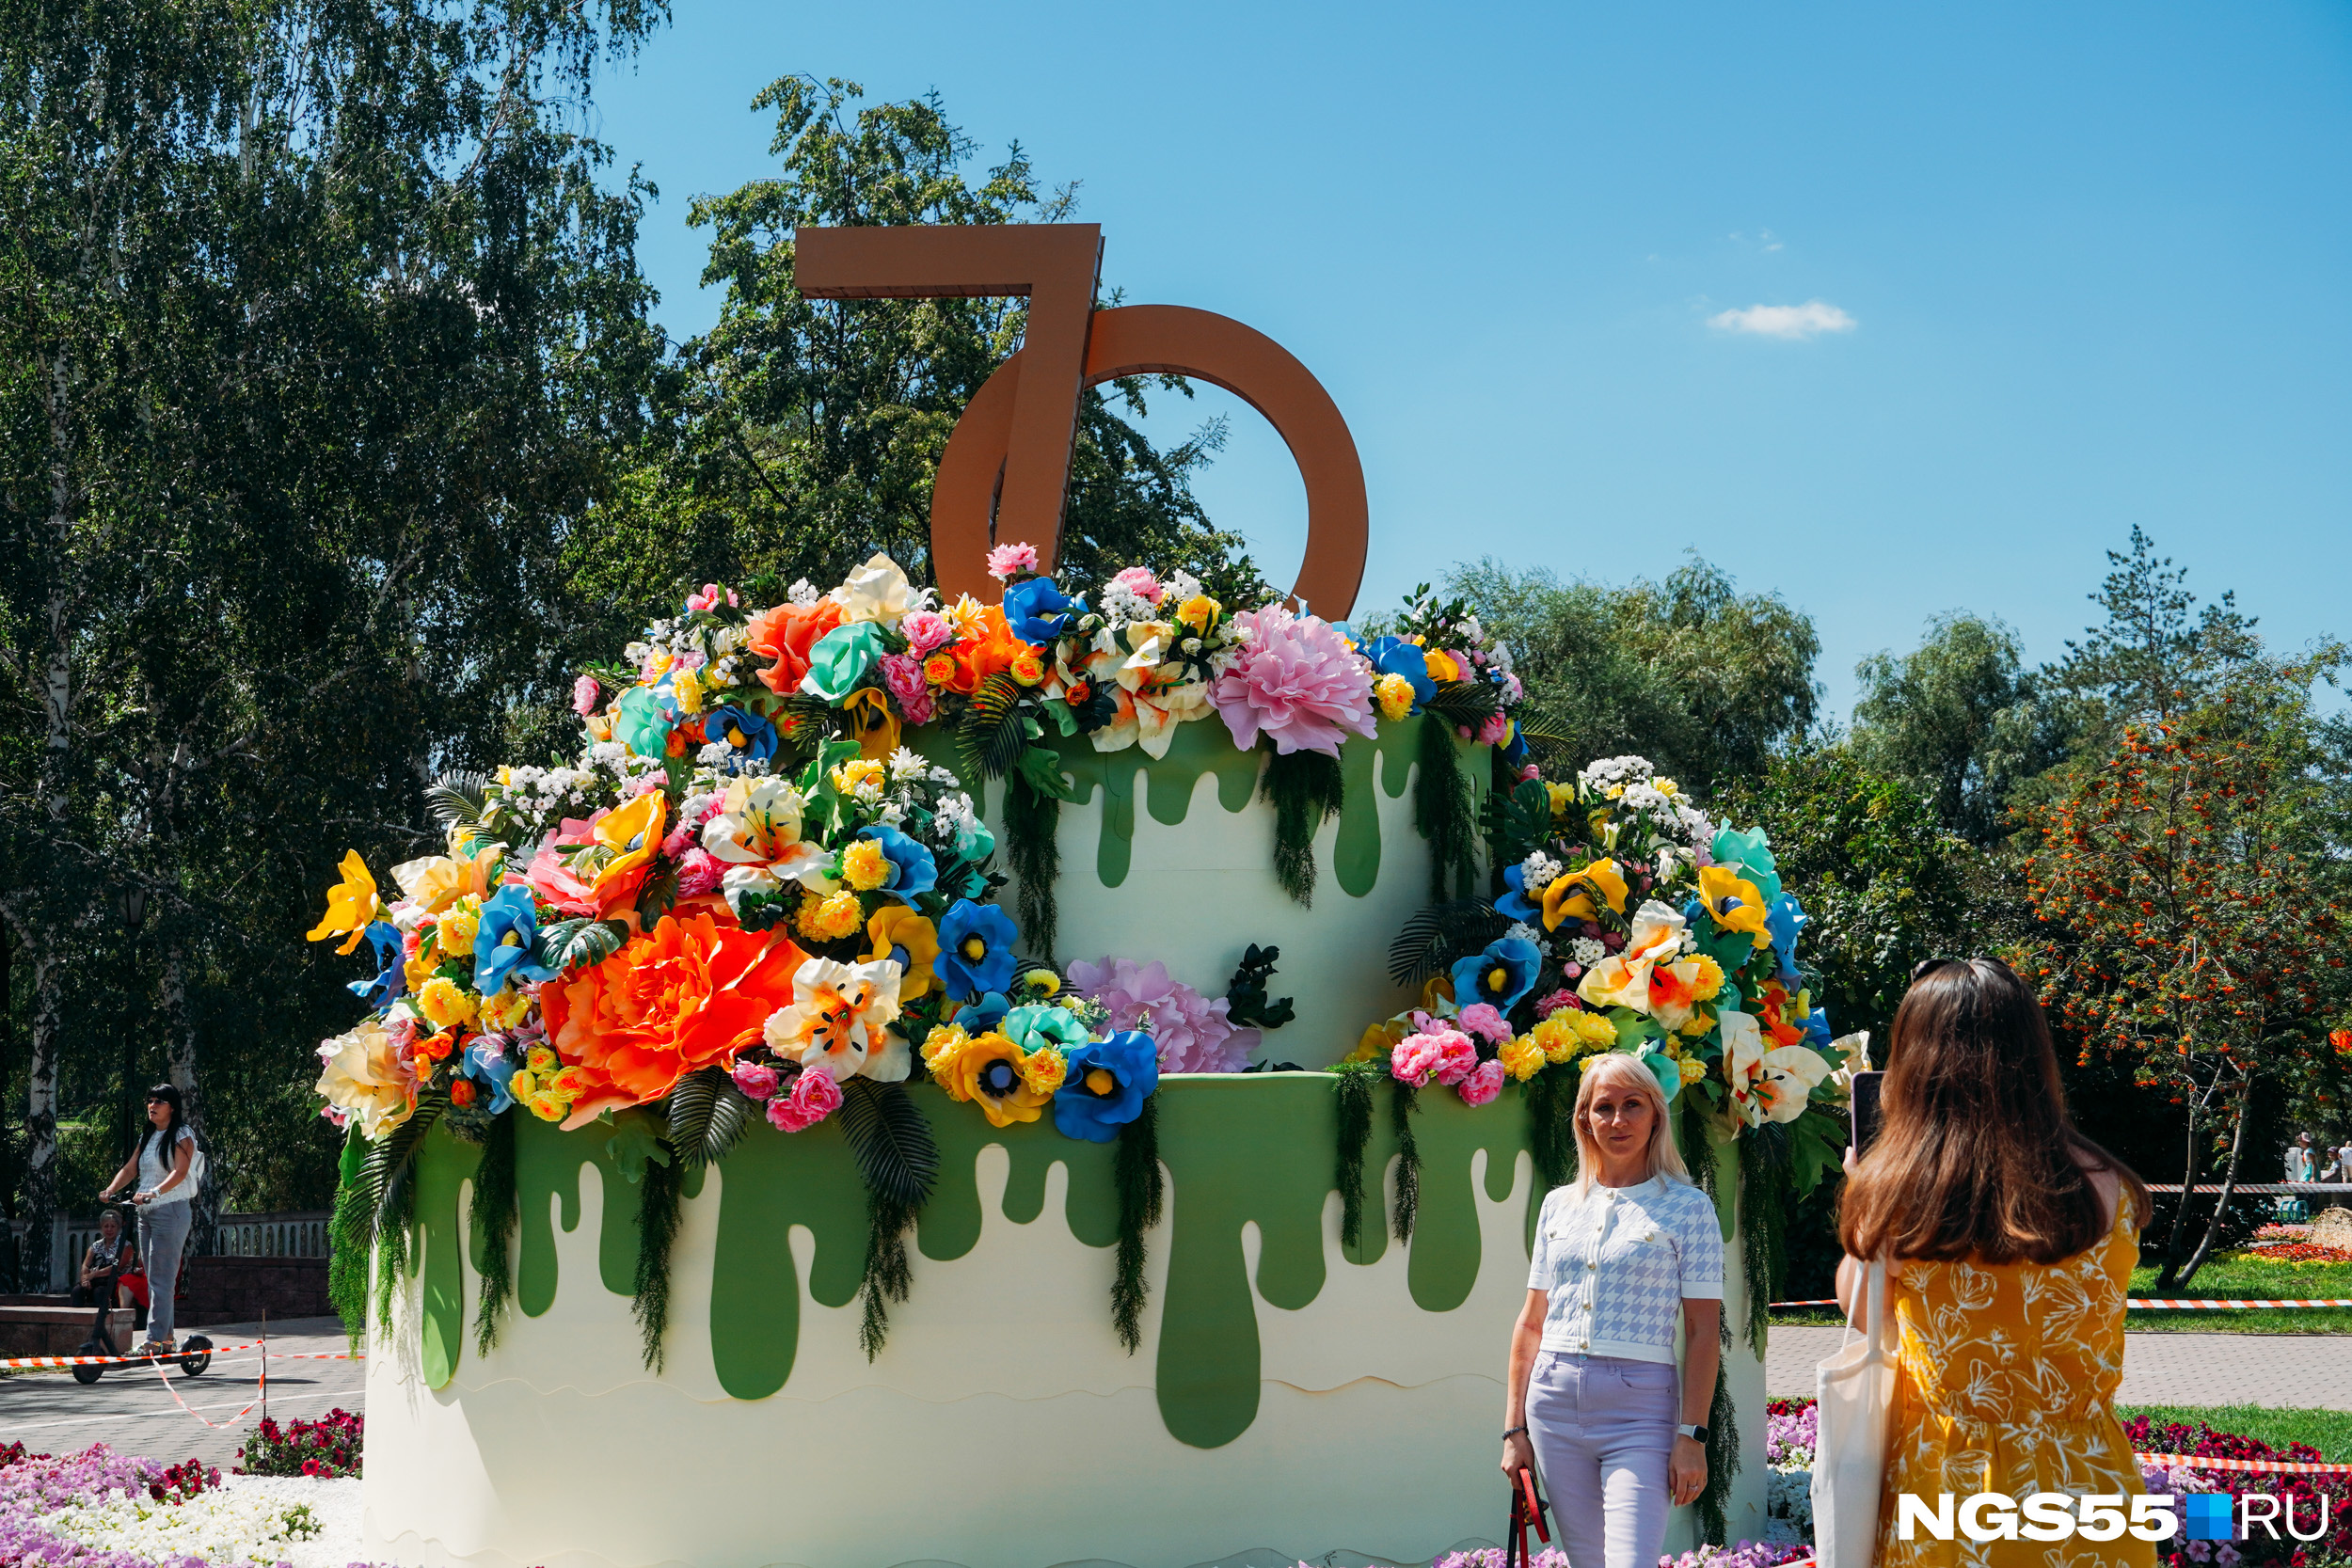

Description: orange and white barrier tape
[1771,1298,2352,1311]
[0,1338,265,1370]
[2137,1451,2352,1476]
[142,1347,262,1431]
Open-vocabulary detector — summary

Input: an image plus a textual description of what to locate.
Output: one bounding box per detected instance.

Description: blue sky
[590,1,2352,718]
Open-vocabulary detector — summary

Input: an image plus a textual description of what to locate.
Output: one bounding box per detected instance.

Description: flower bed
[235,1410,362,1480]
[0,1441,361,1568]
[2238,1242,2352,1264]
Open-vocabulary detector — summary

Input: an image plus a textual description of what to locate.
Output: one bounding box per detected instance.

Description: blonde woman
[1502,1053,1724,1568]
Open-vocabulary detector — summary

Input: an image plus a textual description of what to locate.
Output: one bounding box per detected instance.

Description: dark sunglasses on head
[146,1095,169,1104]
[1910,957,1963,983]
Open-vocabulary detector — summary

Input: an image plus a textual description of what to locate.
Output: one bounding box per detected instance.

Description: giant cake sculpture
[315,225,1855,1568]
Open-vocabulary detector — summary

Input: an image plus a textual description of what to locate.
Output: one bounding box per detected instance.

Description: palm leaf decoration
[1422,679,1501,725]
[666,1066,755,1171]
[835,1079,940,1210]
[1388,898,1507,987]
[534,916,628,974]
[957,673,1029,782]
[424,771,490,832]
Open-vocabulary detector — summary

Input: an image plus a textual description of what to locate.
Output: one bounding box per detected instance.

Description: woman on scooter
[98,1084,198,1354]
[73,1207,137,1308]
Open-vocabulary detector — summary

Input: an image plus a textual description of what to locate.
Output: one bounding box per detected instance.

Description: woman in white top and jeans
[99,1084,199,1353]
[1502,1053,1724,1568]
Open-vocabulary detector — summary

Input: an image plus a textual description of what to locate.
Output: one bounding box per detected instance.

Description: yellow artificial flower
[866,906,941,1001]
[1349,1020,1407,1064]
[797,889,866,943]
[1009,649,1046,687]
[1677,1010,1715,1037]
[1696,865,1770,942]
[948,1031,1056,1128]
[480,987,533,1032]
[1678,1056,1708,1085]
[416,976,479,1031]
[1690,953,1726,1001]
[403,953,436,993]
[842,687,901,762]
[1499,1035,1545,1082]
[1374,673,1415,722]
[526,1091,566,1121]
[1545,781,1575,818]
[672,665,707,715]
[840,839,891,892]
[1176,594,1220,634]
[1541,857,1629,930]
[308,850,381,955]
[507,1069,539,1102]
[832,758,887,797]
[1423,649,1462,682]
[437,895,483,957]
[526,1045,559,1074]
[1655,778,1679,798]
[1571,1010,1618,1048]
[921,1023,973,1092]
[1530,1016,1581,1064]
[945,594,989,641]
[390,841,503,916]
[590,791,669,907]
[313,1019,417,1139]
[1019,1045,1069,1098]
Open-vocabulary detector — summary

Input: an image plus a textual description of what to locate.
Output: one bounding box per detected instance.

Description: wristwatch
[1677,1423,1709,1443]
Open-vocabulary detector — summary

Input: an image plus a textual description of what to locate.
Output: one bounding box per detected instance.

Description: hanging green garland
[1262,747,1345,905]
[1003,771,1062,952]
[1110,1096,1165,1353]
[1413,713,1478,902]
[1332,1062,1379,1252]
[1389,1079,1422,1243]
[470,1111,519,1354]
[630,1151,685,1373]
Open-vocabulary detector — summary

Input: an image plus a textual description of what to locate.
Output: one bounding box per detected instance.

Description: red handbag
[1504,1466,1551,1568]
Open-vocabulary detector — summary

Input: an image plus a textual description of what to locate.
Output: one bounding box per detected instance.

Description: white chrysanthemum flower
[787,578,820,606]
[1505,920,1551,956]
[1518,850,1564,894]
[1570,937,1607,965]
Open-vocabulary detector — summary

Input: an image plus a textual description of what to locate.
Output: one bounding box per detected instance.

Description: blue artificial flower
[349,921,405,1010]
[937,899,1019,1000]
[856,824,939,901]
[1003,577,1083,644]
[1636,1047,1684,1108]
[1499,718,1531,771]
[1496,862,1543,924]
[1450,936,1543,1012]
[614,685,676,758]
[1053,1031,1161,1142]
[1766,894,1810,984]
[462,1036,520,1116]
[953,990,1013,1034]
[702,705,780,765]
[473,886,557,998]
[1359,636,1437,714]
[1004,1003,1091,1057]
[1802,1004,1835,1053]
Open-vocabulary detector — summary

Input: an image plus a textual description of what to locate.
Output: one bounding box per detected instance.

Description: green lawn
[2117,1403,2352,1462]
[1770,1253,2352,1334]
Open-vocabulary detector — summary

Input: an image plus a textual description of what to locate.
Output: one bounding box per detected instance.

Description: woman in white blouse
[1502,1052,1724,1568]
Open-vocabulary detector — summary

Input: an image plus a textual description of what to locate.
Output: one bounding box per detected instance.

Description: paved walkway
[0,1316,362,1467]
[1768,1326,2352,1410]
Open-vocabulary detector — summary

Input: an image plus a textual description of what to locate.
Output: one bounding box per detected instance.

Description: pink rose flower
[1456,1003,1511,1045]
[572,675,601,716]
[1108,565,1164,604]
[986,542,1040,582]
[768,1067,843,1132]
[660,823,696,860]
[1210,606,1377,758]
[1475,712,1511,747]
[880,652,936,725]
[901,611,954,657]
[1458,1058,1506,1107]
[674,847,723,897]
[731,1060,780,1101]
[1392,1030,1454,1087]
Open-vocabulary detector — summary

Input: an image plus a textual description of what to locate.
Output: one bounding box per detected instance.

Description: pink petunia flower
[572,675,601,716]
[985,542,1040,582]
[1456,1003,1512,1045]
[1210,606,1377,758]
[768,1066,843,1132]
[1457,1058,1506,1107]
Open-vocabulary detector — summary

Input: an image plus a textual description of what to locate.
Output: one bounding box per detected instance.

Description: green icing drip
[405,1073,1538,1446]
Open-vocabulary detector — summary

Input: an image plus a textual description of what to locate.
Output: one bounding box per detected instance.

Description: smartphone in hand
[1850,1069,1884,1158]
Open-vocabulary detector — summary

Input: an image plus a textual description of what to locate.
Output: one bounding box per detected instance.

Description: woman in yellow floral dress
[1836,958,2153,1568]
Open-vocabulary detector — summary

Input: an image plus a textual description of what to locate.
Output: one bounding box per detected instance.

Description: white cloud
[1708,300,1856,340]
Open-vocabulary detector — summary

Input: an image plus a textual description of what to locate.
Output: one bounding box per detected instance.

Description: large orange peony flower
[746,600,846,696]
[541,912,803,1125]
[945,605,1028,696]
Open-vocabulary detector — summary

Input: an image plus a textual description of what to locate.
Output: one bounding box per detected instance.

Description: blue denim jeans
[1525,1350,1679,1568]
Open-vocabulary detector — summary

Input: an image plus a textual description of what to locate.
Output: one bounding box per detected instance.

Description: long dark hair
[141,1083,186,1164]
[1839,958,2149,1264]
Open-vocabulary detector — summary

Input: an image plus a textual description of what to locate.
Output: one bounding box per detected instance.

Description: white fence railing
[21,1209,331,1291]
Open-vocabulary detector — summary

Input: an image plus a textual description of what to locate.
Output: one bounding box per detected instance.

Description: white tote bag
[1811,1259,1898,1568]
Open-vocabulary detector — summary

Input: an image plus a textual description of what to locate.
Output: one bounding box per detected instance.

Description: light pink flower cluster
[1067,956,1257,1073]
[1108,565,1164,604]
[1391,1028,1475,1087]
[1211,605,1376,757]
[765,1066,843,1132]
[1456,1003,1511,1044]
[571,674,601,716]
[901,610,954,656]
[985,542,1040,581]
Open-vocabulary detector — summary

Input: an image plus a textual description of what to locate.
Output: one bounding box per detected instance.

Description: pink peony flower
[768,1067,843,1132]
[1210,606,1377,758]
[1534,989,1578,1018]
[901,610,954,657]
[572,675,601,716]
[1391,1030,1448,1087]
[731,1060,780,1101]
[986,542,1040,582]
[1108,565,1164,604]
[660,823,696,860]
[1067,955,1257,1073]
[1429,1030,1477,1085]
[674,847,723,897]
[1457,1058,1506,1107]
[1475,712,1511,747]
[879,652,936,724]
[1456,1003,1511,1045]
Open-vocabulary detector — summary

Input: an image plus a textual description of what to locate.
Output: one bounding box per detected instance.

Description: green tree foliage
[0,0,663,1281]
[565,76,1264,651]
[1851,613,2069,846]
[1451,552,1820,793]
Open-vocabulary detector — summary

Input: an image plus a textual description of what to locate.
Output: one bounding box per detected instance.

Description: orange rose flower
[746,599,847,696]
[541,912,804,1124]
[945,606,1029,695]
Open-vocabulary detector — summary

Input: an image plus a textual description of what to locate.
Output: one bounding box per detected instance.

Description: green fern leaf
[835,1079,939,1210]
